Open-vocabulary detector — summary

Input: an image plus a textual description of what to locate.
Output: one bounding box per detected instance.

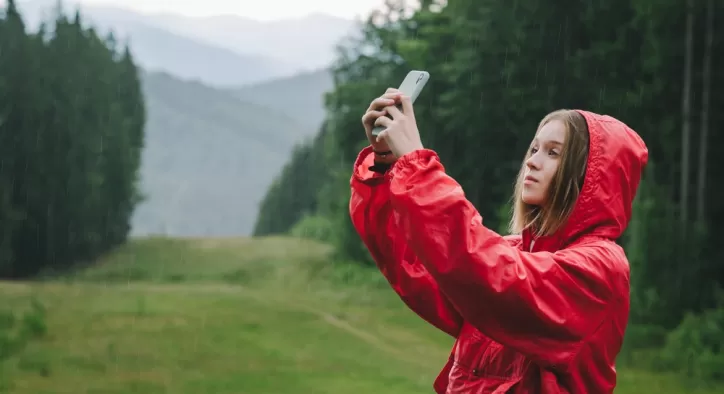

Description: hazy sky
[77,0,390,21]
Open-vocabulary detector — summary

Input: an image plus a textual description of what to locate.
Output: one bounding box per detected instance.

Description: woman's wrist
[369,149,396,174]
[373,148,396,164]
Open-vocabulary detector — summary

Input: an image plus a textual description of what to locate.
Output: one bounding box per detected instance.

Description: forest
[0,0,146,278]
[253,0,724,380]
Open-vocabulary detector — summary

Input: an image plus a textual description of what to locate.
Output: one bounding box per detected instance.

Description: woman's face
[522,120,566,206]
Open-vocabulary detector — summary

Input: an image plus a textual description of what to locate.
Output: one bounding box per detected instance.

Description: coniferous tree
[0,2,146,277]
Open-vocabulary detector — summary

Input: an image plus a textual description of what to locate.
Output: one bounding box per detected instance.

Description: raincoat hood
[526,110,649,249]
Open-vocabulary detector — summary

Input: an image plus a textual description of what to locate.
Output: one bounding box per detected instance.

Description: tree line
[253,0,724,379]
[0,0,145,278]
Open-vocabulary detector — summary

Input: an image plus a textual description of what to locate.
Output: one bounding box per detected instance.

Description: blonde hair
[508,109,590,236]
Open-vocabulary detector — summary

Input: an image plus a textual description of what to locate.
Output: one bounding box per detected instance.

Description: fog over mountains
[11,0,352,236]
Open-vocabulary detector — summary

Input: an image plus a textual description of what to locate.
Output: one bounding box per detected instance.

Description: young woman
[349,88,649,393]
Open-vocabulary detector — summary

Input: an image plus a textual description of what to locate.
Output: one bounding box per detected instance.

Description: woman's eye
[530,147,538,154]
[548,150,560,156]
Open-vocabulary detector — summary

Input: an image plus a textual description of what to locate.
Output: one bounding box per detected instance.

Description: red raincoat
[349,110,648,393]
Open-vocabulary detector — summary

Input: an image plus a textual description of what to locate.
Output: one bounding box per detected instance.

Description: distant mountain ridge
[12,0,293,86]
[232,68,334,130]
[129,69,333,236]
[12,0,358,86]
[132,71,318,236]
[147,11,360,74]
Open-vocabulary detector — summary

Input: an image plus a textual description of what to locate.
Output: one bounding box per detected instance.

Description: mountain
[132,71,315,236]
[12,0,359,85]
[133,68,335,237]
[232,68,334,130]
[99,20,293,87]
[147,12,360,73]
[13,0,295,87]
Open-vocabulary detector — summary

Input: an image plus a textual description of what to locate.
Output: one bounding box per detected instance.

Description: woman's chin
[521,194,543,206]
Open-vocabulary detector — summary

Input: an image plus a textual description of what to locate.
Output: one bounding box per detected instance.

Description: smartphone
[371,70,430,136]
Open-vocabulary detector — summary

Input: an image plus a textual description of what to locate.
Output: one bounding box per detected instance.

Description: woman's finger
[368,97,396,111]
[368,92,402,109]
[374,115,393,128]
[386,104,403,119]
[362,109,386,125]
[382,91,402,101]
[375,129,389,143]
[399,95,415,118]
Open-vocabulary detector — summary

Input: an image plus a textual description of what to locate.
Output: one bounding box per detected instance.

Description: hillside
[232,68,334,129]
[131,72,314,237]
[1,236,722,393]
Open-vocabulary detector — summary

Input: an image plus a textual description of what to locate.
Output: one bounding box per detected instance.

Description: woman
[349,88,649,393]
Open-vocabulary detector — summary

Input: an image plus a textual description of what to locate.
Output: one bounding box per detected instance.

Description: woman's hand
[372,93,424,158]
[362,89,403,163]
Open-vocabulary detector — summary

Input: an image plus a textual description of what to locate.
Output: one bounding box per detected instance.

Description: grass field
[1,236,722,393]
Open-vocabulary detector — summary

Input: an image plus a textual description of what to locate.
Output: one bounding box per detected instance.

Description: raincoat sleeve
[349,146,463,338]
[387,149,621,370]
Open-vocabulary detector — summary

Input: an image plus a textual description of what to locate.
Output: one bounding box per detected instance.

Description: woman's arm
[350,146,463,338]
[387,149,627,370]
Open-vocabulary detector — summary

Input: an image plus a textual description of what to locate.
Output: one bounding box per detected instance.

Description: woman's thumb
[375,130,388,144]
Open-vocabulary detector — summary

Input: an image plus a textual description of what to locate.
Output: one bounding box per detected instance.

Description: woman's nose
[526,153,541,170]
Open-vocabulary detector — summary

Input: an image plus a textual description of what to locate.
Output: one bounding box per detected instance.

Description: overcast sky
[73,0,391,21]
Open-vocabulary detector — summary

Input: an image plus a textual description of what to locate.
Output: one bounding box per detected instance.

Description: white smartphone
[371,70,430,136]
